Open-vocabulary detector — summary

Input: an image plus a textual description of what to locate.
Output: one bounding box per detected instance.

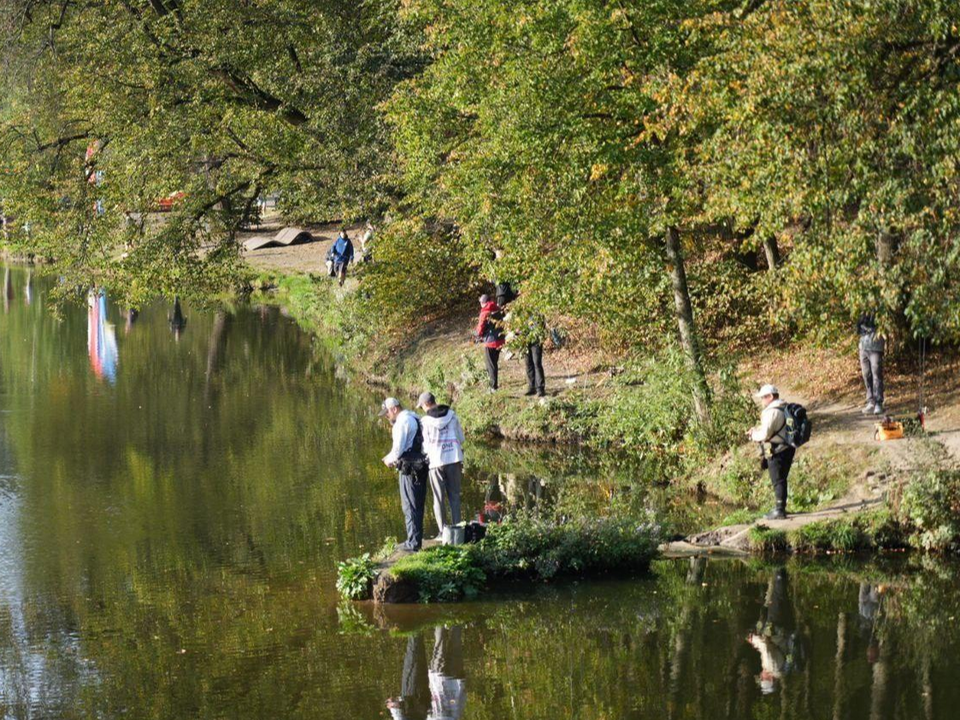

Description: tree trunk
[664,226,711,424]
[762,235,781,272]
[877,229,899,267]
[877,228,907,350]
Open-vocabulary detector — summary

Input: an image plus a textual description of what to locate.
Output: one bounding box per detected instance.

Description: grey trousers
[859,347,884,406]
[429,462,463,530]
[399,469,427,550]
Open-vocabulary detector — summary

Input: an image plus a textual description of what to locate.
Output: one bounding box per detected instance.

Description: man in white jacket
[417,392,465,536]
[748,384,794,520]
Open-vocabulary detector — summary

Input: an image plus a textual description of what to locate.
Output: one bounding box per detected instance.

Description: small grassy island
[337,515,663,604]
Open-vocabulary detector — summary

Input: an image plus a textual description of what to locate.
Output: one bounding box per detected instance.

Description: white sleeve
[383,417,407,465]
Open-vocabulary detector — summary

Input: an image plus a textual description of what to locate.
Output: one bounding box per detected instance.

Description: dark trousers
[859,347,884,406]
[525,342,545,393]
[767,446,796,512]
[334,261,348,286]
[399,469,428,549]
[400,635,429,716]
[484,346,500,389]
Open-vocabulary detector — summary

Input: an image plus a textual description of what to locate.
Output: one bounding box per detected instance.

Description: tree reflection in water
[0,266,959,719]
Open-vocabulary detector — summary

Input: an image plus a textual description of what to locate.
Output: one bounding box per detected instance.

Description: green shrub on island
[900,470,960,552]
[337,515,663,603]
[336,554,378,600]
[390,545,486,603]
[477,514,662,581]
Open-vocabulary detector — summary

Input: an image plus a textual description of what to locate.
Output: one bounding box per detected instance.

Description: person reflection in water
[388,635,430,720]
[428,626,466,720]
[746,567,801,695]
[168,297,187,341]
[387,627,466,720]
[125,308,138,335]
[3,266,12,313]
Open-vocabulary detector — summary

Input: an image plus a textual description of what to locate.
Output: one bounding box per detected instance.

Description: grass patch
[720,508,764,526]
[783,511,909,555]
[704,442,876,512]
[789,518,868,554]
[390,545,486,603]
[747,525,789,554]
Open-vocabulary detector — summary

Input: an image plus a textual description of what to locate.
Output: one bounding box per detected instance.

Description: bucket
[441,525,465,546]
[875,421,904,441]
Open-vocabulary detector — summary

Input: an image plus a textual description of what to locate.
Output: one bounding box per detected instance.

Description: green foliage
[336,602,376,636]
[0,0,424,297]
[358,219,479,335]
[477,514,662,582]
[708,443,868,510]
[747,526,789,554]
[900,471,960,551]
[336,554,378,601]
[789,520,869,554]
[389,545,486,603]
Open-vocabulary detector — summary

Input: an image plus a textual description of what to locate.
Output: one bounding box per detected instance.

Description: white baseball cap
[378,397,401,416]
[755,384,779,398]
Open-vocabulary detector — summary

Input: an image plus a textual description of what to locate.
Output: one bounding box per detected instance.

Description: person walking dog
[381,397,429,551]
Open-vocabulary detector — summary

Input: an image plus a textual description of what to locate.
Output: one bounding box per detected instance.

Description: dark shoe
[524,388,537,396]
[764,509,787,520]
[395,542,421,552]
[536,390,546,397]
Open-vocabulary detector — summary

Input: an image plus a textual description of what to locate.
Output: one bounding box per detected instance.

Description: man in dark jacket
[857,313,885,415]
[522,313,548,397]
[475,294,505,390]
[330,230,355,287]
[381,397,428,551]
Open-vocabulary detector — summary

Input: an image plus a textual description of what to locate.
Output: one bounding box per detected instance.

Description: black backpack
[781,403,812,448]
[495,281,517,306]
[398,416,428,476]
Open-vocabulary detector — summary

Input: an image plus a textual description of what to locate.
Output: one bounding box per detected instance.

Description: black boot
[764,507,787,520]
[524,388,537,396]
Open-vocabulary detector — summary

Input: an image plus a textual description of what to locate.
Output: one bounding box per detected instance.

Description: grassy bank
[249,267,960,552]
[249,269,754,479]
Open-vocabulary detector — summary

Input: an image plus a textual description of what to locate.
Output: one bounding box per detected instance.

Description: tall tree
[0,0,424,299]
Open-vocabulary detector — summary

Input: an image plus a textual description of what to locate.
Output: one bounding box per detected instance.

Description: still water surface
[1,266,959,719]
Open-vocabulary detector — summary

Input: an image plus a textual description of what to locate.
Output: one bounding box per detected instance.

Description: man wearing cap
[417,392,465,537]
[748,384,794,520]
[381,397,429,551]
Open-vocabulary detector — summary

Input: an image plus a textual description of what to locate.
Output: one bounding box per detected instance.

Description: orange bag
[875,421,904,441]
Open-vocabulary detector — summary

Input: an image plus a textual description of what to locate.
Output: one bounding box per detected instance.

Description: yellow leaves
[590,163,609,181]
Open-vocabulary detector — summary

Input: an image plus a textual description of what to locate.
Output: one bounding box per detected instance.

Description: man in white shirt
[748,384,794,520]
[381,397,428,551]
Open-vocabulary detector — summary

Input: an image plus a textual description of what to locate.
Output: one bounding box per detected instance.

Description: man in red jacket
[475,294,505,391]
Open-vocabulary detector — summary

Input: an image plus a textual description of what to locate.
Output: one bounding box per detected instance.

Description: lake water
[1,265,958,719]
